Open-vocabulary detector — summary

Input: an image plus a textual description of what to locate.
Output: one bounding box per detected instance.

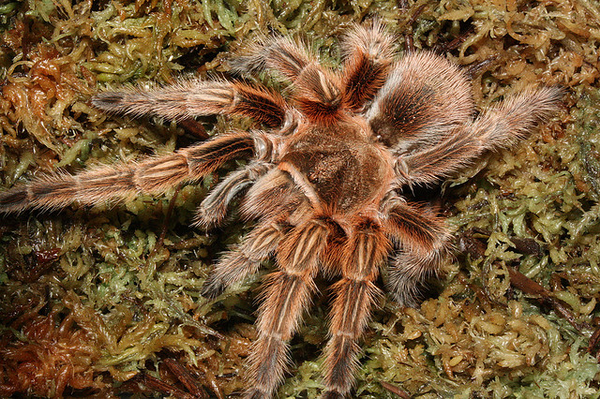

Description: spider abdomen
[367,51,475,153]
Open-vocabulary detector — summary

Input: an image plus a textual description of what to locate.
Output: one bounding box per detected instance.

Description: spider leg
[245,217,331,399]
[92,80,288,128]
[382,195,451,306]
[193,161,271,228]
[0,131,265,213]
[200,168,310,299]
[240,168,305,221]
[469,86,563,150]
[230,36,313,81]
[231,35,343,122]
[340,22,395,112]
[200,220,288,299]
[395,86,563,186]
[321,217,390,398]
[388,248,448,308]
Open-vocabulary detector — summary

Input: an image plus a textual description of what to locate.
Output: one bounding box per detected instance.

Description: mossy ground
[1,0,600,397]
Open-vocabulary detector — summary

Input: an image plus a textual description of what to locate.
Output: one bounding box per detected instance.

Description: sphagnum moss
[1,0,600,397]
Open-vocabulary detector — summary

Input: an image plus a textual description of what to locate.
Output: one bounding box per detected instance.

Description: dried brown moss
[1,0,600,397]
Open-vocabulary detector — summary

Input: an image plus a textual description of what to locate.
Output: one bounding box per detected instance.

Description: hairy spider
[0,23,561,398]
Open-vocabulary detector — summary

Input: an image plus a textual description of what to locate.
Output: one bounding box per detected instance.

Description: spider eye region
[281,125,391,212]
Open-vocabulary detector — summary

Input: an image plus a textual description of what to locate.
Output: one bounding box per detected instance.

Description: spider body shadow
[0,23,561,399]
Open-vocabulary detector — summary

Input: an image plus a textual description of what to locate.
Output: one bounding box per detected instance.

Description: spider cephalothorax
[0,23,561,398]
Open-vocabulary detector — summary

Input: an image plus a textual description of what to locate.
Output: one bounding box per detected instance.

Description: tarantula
[0,23,560,398]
